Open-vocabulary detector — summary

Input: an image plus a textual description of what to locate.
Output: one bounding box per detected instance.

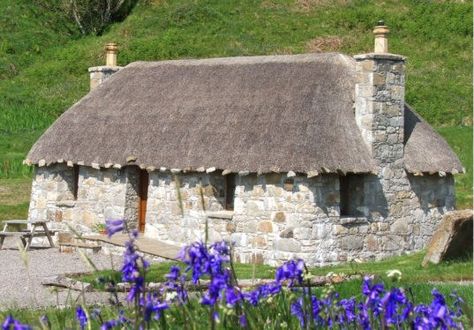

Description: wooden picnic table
[0,220,55,250]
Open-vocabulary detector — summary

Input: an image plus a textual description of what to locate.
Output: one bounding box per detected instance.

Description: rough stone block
[252,237,267,248]
[365,235,379,251]
[294,227,312,240]
[272,211,286,223]
[391,218,409,234]
[422,210,473,267]
[257,221,273,233]
[340,236,364,251]
[274,238,301,252]
[280,228,294,238]
[334,225,348,236]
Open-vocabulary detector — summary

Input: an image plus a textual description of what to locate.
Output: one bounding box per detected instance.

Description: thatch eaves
[404,105,464,174]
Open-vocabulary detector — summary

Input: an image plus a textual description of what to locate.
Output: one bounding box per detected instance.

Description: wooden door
[138,170,149,233]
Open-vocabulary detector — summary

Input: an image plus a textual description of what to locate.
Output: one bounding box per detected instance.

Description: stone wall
[144,172,341,266]
[144,172,229,243]
[29,165,128,233]
[28,164,455,265]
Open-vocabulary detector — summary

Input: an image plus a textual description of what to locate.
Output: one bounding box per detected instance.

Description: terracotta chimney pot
[105,42,119,66]
[373,21,390,53]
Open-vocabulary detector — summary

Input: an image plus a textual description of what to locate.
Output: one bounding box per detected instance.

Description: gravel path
[0,239,123,309]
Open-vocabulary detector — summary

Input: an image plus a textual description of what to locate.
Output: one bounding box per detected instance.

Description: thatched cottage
[25,24,463,265]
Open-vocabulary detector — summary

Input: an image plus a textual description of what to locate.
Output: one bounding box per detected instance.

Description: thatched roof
[26,53,462,174]
[404,105,463,174]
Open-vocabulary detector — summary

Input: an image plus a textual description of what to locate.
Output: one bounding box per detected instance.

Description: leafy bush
[33,0,139,35]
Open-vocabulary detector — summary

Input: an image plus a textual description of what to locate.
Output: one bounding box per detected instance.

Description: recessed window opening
[225,174,236,211]
[72,165,80,200]
[340,174,365,217]
[284,178,294,191]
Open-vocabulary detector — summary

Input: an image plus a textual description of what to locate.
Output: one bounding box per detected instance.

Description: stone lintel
[206,211,234,220]
[354,53,406,62]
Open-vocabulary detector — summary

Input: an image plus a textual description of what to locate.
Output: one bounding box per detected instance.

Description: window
[225,174,236,210]
[283,178,294,191]
[72,165,80,200]
[340,174,365,217]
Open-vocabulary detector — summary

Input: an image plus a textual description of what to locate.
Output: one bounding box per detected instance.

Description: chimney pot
[89,42,122,90]
[105,42,118,66]
[373,22,389,53]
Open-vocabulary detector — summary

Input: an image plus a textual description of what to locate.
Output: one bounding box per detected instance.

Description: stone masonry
[29,164,129,233]
[28,164,455,265]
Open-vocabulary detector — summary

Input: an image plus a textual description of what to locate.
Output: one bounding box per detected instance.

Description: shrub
[33,0,139,35]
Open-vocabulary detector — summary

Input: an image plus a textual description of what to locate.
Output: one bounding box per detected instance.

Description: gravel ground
[0,239,123,310]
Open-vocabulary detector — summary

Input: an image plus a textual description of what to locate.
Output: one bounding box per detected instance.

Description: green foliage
[0,0,472,210]
[33,0,139,36]
[79,251,473,289]
[437,126,473,209]
[10,252,473,328]
[79,261,276,289]
[0,178,31,221]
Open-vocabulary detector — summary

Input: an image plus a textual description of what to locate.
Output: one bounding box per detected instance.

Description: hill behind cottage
[0,0,472,213]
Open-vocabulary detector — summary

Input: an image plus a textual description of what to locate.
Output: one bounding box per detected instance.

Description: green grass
[437,126,473,209]
[0,178,31,221]
[80,251,473,286]
[0,0,471,218]
[78,261,276,288]
[0,0,471,181]
[310,251,472,283]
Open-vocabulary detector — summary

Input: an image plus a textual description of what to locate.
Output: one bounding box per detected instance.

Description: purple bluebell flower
[142,293,169,318]
[225,286,242,306]
[337,298,356,325]
[243,288,261,306]
[275,259,305,286]
[239,314,248,328]
[164,264,188,303]
[105,219,124,237]
[75,306,88,330]
[2,315,32,330]
[100,320,119,330]
[165,265,181,281]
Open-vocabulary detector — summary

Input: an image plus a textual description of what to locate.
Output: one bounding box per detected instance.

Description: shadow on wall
[408,174,455,215]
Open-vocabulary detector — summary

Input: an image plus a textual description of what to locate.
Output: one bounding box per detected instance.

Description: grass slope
[0,0,472,208]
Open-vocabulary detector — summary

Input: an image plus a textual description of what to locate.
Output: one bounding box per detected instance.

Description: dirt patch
[305,36,343,53]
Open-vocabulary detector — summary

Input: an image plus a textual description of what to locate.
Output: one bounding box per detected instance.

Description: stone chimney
[354,22,411,222]
[88,43,123,90]
[354,21,405,168]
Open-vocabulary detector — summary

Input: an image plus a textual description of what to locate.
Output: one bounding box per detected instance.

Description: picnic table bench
[0,220,56,250]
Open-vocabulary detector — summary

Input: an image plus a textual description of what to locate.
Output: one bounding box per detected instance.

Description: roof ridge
[126,52,353,68]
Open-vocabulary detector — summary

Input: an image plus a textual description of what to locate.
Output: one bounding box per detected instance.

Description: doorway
[138,170,149,233]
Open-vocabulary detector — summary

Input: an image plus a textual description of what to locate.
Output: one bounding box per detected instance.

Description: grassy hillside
[0,0,472,211]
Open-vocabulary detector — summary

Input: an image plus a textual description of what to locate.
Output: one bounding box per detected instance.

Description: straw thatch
[26,53,462,174]
[404,105,463,174]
